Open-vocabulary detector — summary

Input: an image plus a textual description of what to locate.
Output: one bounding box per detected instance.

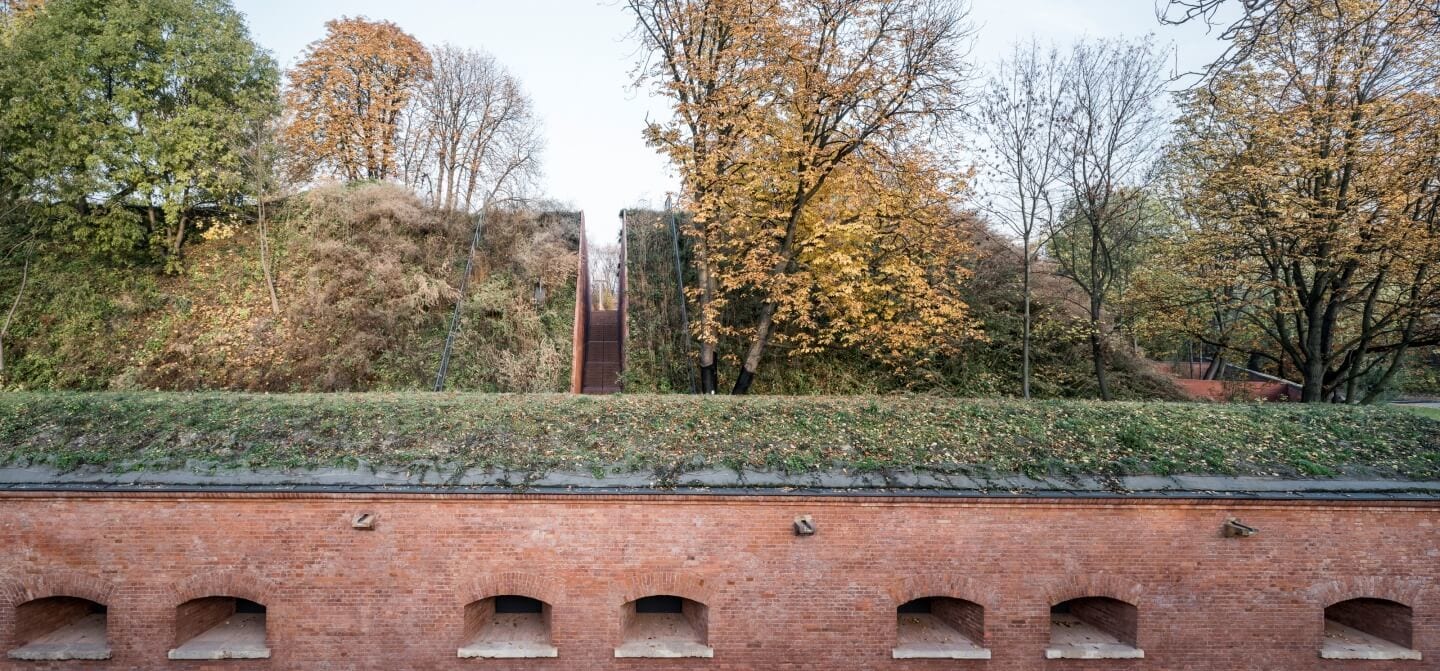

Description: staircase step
[581,309,622,394]
[587,346,620,363]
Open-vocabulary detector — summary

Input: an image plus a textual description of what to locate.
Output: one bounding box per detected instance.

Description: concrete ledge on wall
[614,640,714,658]
[892,644,992,660]
[458,642,559,659]
[1046,613,1144,660]
[6,613,110,661]
[1321,621,1422,660]
[167,613,270,660]
[3,465,1440,500]
[457,611,558,659]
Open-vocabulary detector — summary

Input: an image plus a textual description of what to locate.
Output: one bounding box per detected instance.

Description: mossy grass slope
[1,393,1437,480]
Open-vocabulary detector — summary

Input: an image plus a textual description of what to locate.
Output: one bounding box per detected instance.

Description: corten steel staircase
[570,212,629,394]
[582,310,621,393]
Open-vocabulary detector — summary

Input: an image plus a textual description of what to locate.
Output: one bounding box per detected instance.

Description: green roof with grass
[1,393,1438,486]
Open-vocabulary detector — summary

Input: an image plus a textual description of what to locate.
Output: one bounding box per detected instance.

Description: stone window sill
[1046,644,1145,660]
[8,647,112,662]
[1321,620,1422,660]
[1049,613,1142,659]
[459,642,558,659]
[1321,649,1423,661]
[7,613,111,661]
[893,644,992,660]
[168,646,271,660]
[169,612,269,660]
[614,640,714,658]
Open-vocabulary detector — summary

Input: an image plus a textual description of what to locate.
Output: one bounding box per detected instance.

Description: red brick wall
[0,492,1436,671]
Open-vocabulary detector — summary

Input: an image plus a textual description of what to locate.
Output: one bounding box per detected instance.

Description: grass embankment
[1398,405,1440,422]
[0,393,1437,481]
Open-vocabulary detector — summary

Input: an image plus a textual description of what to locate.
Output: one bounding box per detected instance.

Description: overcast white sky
[230,0,1230,240]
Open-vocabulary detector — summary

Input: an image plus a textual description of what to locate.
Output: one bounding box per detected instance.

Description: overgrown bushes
[0,183,577,391]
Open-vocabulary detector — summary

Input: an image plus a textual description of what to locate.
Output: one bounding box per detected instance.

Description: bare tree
[402,45,541,212]
[1159,0,1440,84]
[243,116,284,317]
[1051,36,1167,400]
[979,39,1067,399]
[589,242,622,310]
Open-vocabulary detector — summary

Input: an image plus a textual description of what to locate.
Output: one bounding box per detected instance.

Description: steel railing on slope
[570,213,590,394]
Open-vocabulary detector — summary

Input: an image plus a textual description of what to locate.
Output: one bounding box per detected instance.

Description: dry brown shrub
[276,183,469,390]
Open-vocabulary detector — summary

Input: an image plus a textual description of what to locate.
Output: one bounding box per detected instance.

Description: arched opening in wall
[168,597,270,660]
[7,597,110,661]
[458,595,557,659]
[1322,598,1422,661]
[1047,597,1143,659]
[614,595,712,658]
[893,597,990,659]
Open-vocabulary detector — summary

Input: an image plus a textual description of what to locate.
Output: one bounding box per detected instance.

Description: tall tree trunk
[0,251,31,375]
[733,302,775,395]
[696,264,718,394]
[1301,358,1326,402]
[1090,294,1111,401]
[258,195,280,316]
[1301,294,1328,402]
[170,214,188,260]
[1246,351,1264,374]
[692,216,720,394]
[699,344,718,394]
[1203,353,1224,380]
[732,198,803,395]
[1022,235,1032,399]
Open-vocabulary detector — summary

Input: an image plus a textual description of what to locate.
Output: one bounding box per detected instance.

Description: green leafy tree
[0,0,278,266]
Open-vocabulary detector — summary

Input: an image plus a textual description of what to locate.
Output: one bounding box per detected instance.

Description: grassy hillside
[2,392,1436,481]
[0,184,577,392]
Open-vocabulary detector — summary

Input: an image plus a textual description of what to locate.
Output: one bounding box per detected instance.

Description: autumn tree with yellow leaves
[1161,0,1440,402]
[284,17,430,182]
[631,0,977,394]
[628,0,778,392]
[0,0,42,39]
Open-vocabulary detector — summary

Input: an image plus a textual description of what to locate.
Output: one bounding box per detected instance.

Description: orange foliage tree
[283,17,430,182]
[631,0,977,393]
[1162,0,1440,402]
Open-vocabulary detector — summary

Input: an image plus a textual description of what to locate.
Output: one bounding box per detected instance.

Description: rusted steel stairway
[570,212,628,394]
[582,310,621,393]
